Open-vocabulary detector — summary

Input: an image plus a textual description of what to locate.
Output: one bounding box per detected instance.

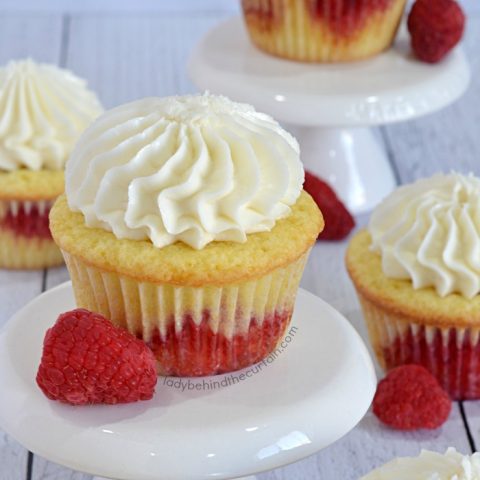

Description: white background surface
[0,0,478,13]
[0,1,480,479]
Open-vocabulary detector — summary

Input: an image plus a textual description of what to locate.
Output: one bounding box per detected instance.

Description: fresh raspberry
[303,170,355,241]
[36,309,157,405]
[407,0,465,63]
[373,365,452,430]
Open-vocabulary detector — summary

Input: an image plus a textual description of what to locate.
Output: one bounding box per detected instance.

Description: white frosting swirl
[66,94,304,250]
[361,448,480,480]
[369,173,480,299]
[0,59,103,171]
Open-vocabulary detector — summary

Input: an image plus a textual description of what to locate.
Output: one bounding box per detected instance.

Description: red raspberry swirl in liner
[1,200,53,239]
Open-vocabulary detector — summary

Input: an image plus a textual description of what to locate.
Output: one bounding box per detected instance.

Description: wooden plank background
[0,1,479,479]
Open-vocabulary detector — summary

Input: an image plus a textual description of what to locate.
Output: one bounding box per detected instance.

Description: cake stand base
[0,283,376,480]
[288,126,396,214]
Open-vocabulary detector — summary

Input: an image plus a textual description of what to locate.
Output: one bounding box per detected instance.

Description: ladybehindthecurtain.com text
[162,325,299,392]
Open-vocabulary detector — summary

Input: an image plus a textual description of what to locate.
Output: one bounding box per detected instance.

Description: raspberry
[407,0,465,63]
[303,170,355,241]
[373,365,452,430]
[36,309,157,405]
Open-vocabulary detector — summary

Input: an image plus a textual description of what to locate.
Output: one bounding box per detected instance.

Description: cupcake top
[369,172,480,299]
[0,59,103,172]
[361,448,480,480]
[66,93,304,250]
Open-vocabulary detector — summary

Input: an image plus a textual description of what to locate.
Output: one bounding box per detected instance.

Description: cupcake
[0,59,103,269]
[50,94,323,377]
[347,173,480,399]
[241,0,407,62]
[361,448,480,479]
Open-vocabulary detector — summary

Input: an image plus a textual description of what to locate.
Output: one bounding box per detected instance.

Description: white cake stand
[0,282,375,480]
[188,17,470,214]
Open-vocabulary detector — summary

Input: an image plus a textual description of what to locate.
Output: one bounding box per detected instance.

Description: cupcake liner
[358,293,480,400]
[0,199,63,269]
[63,250,309,376]
[241,0,406,62]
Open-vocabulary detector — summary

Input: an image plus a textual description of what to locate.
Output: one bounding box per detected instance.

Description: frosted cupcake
[347,173,480,399]
[0,59,103,269]
[361,448,480,479]
[241,0,407,62]
[50,94,323,377]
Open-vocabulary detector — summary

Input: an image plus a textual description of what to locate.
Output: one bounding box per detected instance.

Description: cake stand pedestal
[188,18,470,214]
[0,283,376,480]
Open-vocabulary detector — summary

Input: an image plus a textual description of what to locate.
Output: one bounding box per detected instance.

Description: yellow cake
[0,170,65,269]
[241,0,407,62]
[51,191,320,286]
[0,59,102,269]
[50,94,323,376]
[346,173,480,399]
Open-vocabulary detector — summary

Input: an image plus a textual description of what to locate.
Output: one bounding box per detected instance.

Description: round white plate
[188,18,470,127]
[0,282,376,480]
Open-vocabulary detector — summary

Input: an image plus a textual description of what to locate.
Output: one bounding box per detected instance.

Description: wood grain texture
[0,13,64,480]
[0,434,28,480]
[30,12,235,480]
[0,14,63,64]
[0,0,476,15]
[29,266,88,480]
[0,0,240,14]
[462,401,480,451]
[261,406,470,480]
[263,20,480,479]
[381,17,480,182]
[31,458,93,480]
[257,217,472,480]
[66,13,230,109]
[30,266,86,479]
[45,267,70,291]
[0,270,43,328]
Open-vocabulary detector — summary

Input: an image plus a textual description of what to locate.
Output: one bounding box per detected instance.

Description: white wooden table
[1,1,480,479]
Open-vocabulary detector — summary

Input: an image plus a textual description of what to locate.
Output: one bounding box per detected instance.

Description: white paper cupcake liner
[63,249,310,376]
[359,294,480,400]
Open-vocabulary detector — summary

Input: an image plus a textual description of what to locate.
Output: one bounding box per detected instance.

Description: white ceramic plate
[0,282,376,480]
[188,18,470,127]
